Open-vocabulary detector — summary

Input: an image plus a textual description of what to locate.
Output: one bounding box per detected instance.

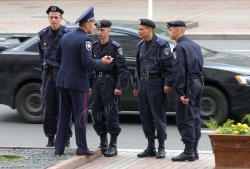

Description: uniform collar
[177,35,187,43]
[48,25,63,37]
[76,28,87,35]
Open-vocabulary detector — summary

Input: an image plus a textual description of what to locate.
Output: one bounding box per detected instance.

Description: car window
[26,43,39,52]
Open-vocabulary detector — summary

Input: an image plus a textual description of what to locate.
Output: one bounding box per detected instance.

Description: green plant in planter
[204,114,250,135]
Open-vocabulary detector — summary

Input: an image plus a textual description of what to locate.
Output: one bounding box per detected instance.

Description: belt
[141,72,161,79]
[189,78,200,85]
[95,72,114,78]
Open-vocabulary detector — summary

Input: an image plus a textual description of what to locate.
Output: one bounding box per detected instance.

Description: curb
[48,148,102,169]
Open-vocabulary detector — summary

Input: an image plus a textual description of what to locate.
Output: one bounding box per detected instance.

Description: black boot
[46,136,54,147]
[194,140,199,160]
[137,138,156,158]
[65,137,70,147]
[156,140,165,159]
[171,142,195,161]
[104,135,118,157]
[99,134,108,154]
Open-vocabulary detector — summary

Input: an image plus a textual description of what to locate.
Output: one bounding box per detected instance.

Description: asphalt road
[0,104,212,151]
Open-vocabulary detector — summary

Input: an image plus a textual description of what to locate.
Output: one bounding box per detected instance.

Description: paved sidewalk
[76,150,215,169]
[0,0,250,39]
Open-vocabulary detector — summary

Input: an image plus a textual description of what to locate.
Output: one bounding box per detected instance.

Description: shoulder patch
[38,27,48,36]
[137,39,144,46]
[62,26,72,33]
[156,38,165,46]
[111,40,121,48]
[93,40,98,45]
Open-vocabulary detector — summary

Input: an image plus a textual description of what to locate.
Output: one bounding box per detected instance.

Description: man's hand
[180,95,189,105]
[101,55,113,65]
[89,88,92,96]
[164,86,172,93]
[114,89,122,96]
[133,90,138,96]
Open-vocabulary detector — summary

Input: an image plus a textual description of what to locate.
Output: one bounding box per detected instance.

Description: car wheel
[15,83,43,123]
[200,86,228,126]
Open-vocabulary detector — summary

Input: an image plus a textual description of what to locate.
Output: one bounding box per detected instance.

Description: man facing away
[54,6,113,156]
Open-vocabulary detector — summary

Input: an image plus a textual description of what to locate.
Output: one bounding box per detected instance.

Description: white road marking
[226,50,250,52]
[201,130,213,133]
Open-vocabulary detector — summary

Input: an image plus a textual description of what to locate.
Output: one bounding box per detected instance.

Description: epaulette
[156,38,165,46]
[137,39,144,46]
[62,26,71,33]
[93,40,98,45]
[38,27,49,36]
[111,40,121,48]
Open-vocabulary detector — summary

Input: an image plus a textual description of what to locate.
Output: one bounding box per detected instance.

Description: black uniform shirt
[172,35,203,95]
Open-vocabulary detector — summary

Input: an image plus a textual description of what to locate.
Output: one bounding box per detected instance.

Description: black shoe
[137,148,156,158]
[171,152,195,161]
[65,137,70,147]
[99,134,108,154]
[137,138,156,158]
[104,135,118,157]
[54,151,64,156]
[76,151,95,156]
[46,136,54,147]
[171,142,195,162]
[104,146,117,157]
[194,140,199,160]
[156,149,165,158]
[156,140,165,158]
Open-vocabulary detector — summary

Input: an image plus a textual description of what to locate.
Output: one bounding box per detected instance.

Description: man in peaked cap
[37,6,73,148]
[133,19,172,159]
[54,7,113,156]
[167,20,203,162]
[89,19,128,157]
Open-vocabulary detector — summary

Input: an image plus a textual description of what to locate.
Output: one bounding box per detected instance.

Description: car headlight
[235,75,250,84]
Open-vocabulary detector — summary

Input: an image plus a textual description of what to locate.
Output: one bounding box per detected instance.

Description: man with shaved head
[167,20,204,162]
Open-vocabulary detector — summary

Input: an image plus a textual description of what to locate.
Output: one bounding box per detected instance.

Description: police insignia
[173,51,177,59]
[51,6,56,11]
[118,48,123,55]
[94,54,96,58]
[86,41,92,51]
[44,43,46,46]
[163,48,169,55]
[138,19,141,24]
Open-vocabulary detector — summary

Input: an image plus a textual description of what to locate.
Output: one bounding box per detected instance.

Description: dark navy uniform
[135,19,172,159]
[135,34,172,140]
[54,6,104,155]
[172,35,203,143]
[89,19,128,157]
[38,23,73,145]
[90,39,128,136]
[167,20,203,162]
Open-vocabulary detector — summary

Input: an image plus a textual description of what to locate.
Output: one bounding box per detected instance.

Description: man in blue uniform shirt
[89,19,128,157]
[54,6,113,156]
[167,20,204,161]
[37,6,72,147]
[133,19,172,159]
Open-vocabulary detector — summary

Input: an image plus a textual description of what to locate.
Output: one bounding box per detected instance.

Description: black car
[0,21,250,126]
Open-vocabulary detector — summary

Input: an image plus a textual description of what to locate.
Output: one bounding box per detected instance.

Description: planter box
[209,129,250,168]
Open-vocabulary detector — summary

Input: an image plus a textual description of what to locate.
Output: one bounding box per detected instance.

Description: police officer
[133,19,172,159]
[166,20,203,161]
[89,20,128,157]
[54,6,113,156]
[37,6,72,147]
